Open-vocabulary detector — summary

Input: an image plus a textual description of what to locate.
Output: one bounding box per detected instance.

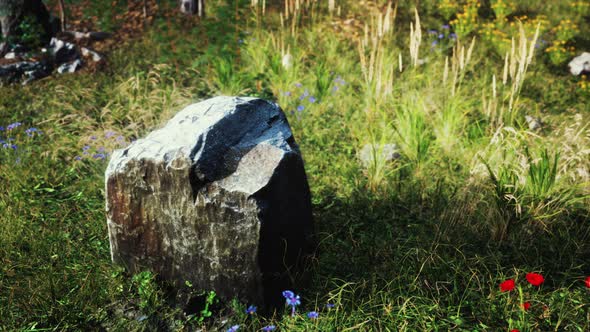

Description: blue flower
[0,126,4,131]
[438,33,445,39]
[428,29,438,35]
[97,146,105,152]
[307,311,319,319]
[93,153,106,160]
[83,145,91,151]
[105,131,116,138]
[6,122,22,131]
[294,82,302,88]
[326,303,335,309]
[282,290,294,299]
[262,326,276,331]
[286,295,301,307]
[227,325,240,332]
[297,105,304,112]
[441,24,450,30]
[431,40,438,47]
[449,33,457,40]
[283,91,292,97]
[245,305,257,315]
[25,127,40,136]
[90,135,97,140]
[74,156,82,161]
[309,96,316,103]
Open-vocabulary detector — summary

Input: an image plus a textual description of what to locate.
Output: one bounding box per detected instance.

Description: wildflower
[245,305,257,315]
[297,105,304,112]
[309,96,316,103]
[500,279,515,292]
[283,91,292,97]
[449,33,457,39]
[262,326,276,331]
[326,303,335,309]
[438,33,445,39]
[307,311,319,319]
[299,89,309,100]
[521,302,531,311]
[7,122,22,130]
[584,276,590,288]
[0,126,4,131]
[90,135,97,140]
[526,273,544,286]
[105,131,116,138]
[294,82,302,88]
[83,145,91,151]
[428,29,438,35]
[283,290,300,316]
[74,156,82,161]
[431,40,439,47]
[441,24,450,30]
[93,153,106,160]
[25,127,40,136]
[510,330,520,332]
[227,325,240,332]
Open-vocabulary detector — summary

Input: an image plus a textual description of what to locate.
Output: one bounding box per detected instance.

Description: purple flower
[93,153,106,160]
[245,305,257,315]
[83,145,91,151]
[6,122,22,131]
[74,156,82,161]
[309,96,316,103]
[25,127,40,136]
[283,91,292,97]
[428,29,438,35]
[97,146,105,152]
[262,326,276,331]
[297,105,305,112]
[282,290,295,299]
[116,135,125,141]
[441,24,450,30]
[449,33,457,40]
[286,295,301,307]
[227,325,240,332]
[326,303,335,309]
[0,126,4,131]
[307,311,319,319]
[90,135,97,140]
[105,131,116,138]
[294,82,302,88]
[438,33,445,39]
[431,40,438,47]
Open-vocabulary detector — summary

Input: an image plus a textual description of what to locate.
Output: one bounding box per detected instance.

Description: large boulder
[105,96,314,309]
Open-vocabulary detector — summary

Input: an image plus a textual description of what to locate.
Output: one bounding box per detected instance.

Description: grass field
[1,0,589,330]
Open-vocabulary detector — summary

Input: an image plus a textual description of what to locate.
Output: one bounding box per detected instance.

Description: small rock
[81,47,103,62]
[525,115,542,131]
[4,52,17,59]
[49,38,79,64]
[358,143,401,168]
[57,59,83,74]
[568,52,590,76]
[282,53,293,70]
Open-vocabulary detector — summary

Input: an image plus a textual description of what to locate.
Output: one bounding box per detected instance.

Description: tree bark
[0,0,56,56]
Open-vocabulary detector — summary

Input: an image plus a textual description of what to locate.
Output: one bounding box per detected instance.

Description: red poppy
[510,330,520,332]
[526,273,544,286]
[521,302,531,311]
[585,276,590,288]
[500,279,515,292]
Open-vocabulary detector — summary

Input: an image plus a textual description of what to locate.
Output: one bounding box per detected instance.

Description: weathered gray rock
[358,143,401,168]
[81,47,103,62]
[57,59,83,74]
[105,96,314,309]
[49,37,79,63]
[568,52,590,76]
[525,115,542,131]
[0,60,51,85]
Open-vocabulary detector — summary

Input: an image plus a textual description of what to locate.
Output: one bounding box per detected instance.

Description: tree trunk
[0,0,56,56]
